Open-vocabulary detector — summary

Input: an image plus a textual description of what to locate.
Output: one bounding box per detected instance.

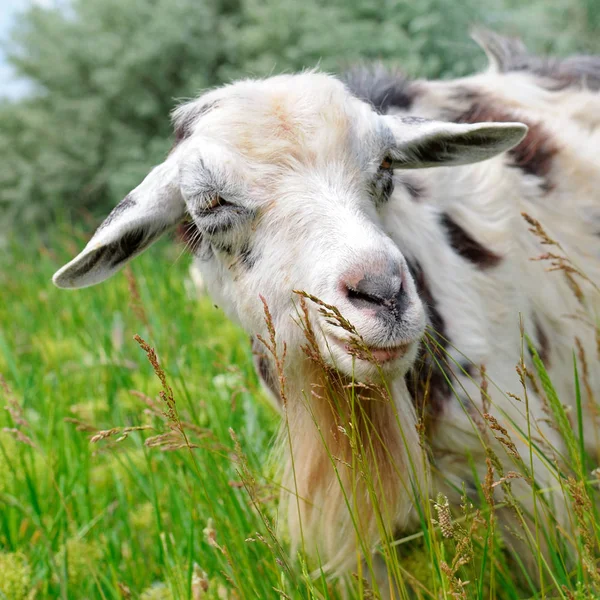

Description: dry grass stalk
[483,457,495,508]
[2,427,36,448]
[522,212,597,305]
[133,335,177,424]
[125,266,151,330]
[192,563,209,599]
[433,493,454,538]
[2,374,28,428]
[132,334,215,457]
[117,582,132,598]
[491,471,524,488]
[229,428,282,535]
[89,425,153,444]
[483,414,520,459]
[350,574,377,599]
[565,476,600,589]
[480,365,490,415]
[437,492,486,599]
[575,338,598,425]
[1,374,36,448]
[63,417,98,433]
[256,295,289,407]
[145,430,199,451]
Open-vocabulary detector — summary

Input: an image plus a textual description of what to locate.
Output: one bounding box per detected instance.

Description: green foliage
[0,552,31,600]
[1,0,598,233]
[1,0,229,230]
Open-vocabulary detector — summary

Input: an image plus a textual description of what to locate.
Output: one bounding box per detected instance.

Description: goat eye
[192,195,254,237]
[207,195,233,209]
[379,156,393,171]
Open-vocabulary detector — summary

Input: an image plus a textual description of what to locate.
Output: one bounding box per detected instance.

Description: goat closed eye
[202,195,235,212]
[372,156,395,205]
[192,195,254,237]
[379,156,393,171]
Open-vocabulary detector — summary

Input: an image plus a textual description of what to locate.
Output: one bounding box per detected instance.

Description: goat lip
[329,336,412,364]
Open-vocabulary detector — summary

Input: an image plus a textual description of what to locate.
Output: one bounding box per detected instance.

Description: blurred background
[1,0,599,239]
[0,2,599,597]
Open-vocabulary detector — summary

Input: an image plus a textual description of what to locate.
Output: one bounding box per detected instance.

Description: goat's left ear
[384,116,527,169]
[53,154,186,289]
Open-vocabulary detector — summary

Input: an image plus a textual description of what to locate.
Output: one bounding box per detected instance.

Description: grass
[1,226,599,599]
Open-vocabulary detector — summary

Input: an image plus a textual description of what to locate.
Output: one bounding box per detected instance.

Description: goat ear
[384,116,527,169]
[53,156,185,289]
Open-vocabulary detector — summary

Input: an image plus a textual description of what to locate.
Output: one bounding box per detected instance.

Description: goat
[53,31,600,585]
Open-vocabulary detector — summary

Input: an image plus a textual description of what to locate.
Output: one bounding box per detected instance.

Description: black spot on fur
[452,95,559,191]
[342,65,418,114]
[239,242,256,269]
[532,314,551,367]
[173,100,218,146]
[216,242,235,256]
[405,261,453,426]
[458,361,475,378]
[440,213,502,269]
[99,194,136,229]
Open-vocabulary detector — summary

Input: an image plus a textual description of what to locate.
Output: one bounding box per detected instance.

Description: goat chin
[276,358,427,576]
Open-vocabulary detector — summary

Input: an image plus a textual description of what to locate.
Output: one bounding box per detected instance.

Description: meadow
[1,227,599,599]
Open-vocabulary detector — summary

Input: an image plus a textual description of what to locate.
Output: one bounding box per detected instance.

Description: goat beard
[276,356,427,576]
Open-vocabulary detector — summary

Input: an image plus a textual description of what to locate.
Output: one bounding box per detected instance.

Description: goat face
[53,72,525,381]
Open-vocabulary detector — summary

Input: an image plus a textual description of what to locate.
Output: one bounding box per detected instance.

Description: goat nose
[343,270,408,317]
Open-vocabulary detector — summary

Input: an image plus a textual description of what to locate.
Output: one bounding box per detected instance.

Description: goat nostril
[344,274,405,314]
[346,285,386,308]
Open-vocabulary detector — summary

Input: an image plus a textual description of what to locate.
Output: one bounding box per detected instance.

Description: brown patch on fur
[533,315,551,367]
[453,93,559,191]
[406,261,453,428]
[270,94,298,141]
[440,213,503,269]
[281,360,421,571]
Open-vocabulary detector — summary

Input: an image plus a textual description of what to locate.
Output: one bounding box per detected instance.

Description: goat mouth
[329,336,412,364]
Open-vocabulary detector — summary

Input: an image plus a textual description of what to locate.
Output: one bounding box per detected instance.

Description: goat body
[53,31,600,581]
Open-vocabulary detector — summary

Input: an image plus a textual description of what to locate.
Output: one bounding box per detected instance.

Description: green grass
[1,227,599,599]
[0,228,286,599]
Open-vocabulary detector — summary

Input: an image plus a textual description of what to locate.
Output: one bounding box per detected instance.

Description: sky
[0,0,52,99]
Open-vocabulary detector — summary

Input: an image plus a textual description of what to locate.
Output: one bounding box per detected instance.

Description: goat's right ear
[53,155,186,289]
[384,116,527,169]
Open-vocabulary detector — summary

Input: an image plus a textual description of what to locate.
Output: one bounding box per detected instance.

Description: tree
[1,0,597,233]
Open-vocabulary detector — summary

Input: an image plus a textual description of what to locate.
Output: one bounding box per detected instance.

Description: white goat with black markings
[53,31,600,584]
